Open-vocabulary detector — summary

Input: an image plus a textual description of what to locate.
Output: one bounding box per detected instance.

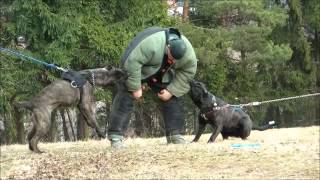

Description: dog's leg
[192,115,206,142]
[29,108,51,153]
[240,117,252,140]
[208,124,223,143]
[27,123,36,151]
[79,87,105,138]
[79,104,105,138]
[27,113,37,151]
[221,132,229,140]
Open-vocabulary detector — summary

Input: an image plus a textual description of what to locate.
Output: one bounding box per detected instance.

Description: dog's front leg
[192,122,206,142]
[192,115,206,142]
[79,85,106,138]
[208,124,222,143]
[79,103,105,138]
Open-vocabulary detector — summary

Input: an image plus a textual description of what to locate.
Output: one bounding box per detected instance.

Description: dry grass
[1,126,319,179]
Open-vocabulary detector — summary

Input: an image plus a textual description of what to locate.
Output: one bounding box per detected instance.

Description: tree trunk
[133,110,143,137]
[66,108,76,141]
[60,109,70,141]
[240,50,246,61]
[77,113,89,140]
[316,61,320,123]
[182,0,189,22]
[314,29,319,123]
[47,110,57,142]
[315,28,319,62]
[13,106,25,144]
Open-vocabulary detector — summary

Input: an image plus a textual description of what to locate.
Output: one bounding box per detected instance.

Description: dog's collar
[200,104,231,121]
[88,70,95,86]
[200,113,209,121]
[211,95,217,106]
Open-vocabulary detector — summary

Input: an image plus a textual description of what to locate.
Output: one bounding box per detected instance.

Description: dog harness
[61,70,86,88]
[200,95,242,121]
[61,70,96,88]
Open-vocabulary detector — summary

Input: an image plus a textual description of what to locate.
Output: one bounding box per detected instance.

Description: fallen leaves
[1,126,319,179]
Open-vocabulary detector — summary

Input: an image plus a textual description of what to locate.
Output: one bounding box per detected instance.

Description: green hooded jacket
[123,30,197,97]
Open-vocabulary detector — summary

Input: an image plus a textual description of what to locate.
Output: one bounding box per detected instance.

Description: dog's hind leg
[240,117,252,140]
[29,108,51,153]
[221,132,229,140]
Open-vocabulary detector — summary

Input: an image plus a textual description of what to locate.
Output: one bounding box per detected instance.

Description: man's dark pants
[108,81,185,137]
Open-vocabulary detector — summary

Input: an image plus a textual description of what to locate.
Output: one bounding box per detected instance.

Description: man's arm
[123,45,154,92]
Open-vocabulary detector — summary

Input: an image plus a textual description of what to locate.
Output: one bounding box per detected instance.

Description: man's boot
[108,134,125,149]
[108,82,134,149]
[166,134,188,144]
[161,97,188,144]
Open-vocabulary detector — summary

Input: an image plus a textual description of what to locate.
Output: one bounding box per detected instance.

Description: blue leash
[0,47,67,72]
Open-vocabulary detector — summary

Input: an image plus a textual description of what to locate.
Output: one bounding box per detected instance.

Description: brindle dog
[190,80,273,143]
[14,66,125,153]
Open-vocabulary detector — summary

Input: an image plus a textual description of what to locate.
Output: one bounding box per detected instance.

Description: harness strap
[61,70,86,88]
[120,27,167,65]
[79,86,84,105]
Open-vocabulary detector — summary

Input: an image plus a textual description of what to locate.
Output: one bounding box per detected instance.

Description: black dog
[14,66,125,153]
[189,80,274,143]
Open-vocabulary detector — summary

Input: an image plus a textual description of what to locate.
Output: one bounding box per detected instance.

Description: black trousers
[108,81,185,136]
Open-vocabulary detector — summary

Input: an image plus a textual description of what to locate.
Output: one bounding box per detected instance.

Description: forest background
[0,0,319,144]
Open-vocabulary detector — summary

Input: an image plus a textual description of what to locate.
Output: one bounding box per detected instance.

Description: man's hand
[158,89,173,101]
[132,88,143,100]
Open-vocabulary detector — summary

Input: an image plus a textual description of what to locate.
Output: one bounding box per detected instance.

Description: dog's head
[190,80,215,109]
[189,80,227,112]
[88,66,127,87]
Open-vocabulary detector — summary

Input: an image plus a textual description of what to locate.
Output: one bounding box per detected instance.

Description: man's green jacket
[122,31,197,97]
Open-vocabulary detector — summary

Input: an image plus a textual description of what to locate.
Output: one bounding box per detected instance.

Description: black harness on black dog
[200,95,243,121]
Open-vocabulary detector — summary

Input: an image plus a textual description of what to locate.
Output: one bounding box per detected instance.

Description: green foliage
[186,0,316,126]
[302,0,320,30]
[186,0,292,102]
[1,0,318,143]
[0,0,172,143]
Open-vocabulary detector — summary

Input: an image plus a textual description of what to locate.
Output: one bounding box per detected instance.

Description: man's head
[168,33,187,60]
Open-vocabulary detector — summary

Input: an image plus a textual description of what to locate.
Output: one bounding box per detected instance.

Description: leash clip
[70,81,78,88]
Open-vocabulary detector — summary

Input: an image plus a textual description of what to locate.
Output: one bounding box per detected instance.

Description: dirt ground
[0,126,319,179]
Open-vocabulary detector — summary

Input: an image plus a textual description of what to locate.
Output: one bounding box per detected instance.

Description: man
[108,27,197,149]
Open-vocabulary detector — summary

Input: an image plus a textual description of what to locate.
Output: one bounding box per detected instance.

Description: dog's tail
[13,101,33,111]
[252,121,276,131]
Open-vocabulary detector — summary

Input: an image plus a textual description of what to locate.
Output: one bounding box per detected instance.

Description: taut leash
[0,47,67,72]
